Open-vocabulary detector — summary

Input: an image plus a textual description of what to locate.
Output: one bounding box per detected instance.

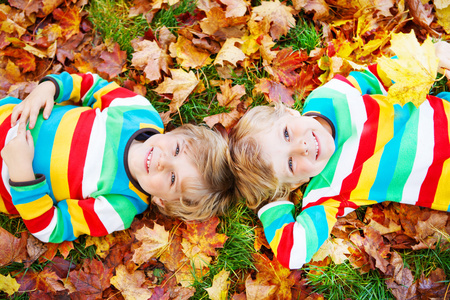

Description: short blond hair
[228,103,293,209]
[154,124,236,221]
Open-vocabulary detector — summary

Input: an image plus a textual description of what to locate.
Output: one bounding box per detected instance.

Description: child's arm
[258,199,338,269]
[8,182,147,243]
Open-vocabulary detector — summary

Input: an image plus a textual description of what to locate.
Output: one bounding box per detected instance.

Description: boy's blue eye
[284,127,290,141]
[175,144,180,156]
[171,173,176,185]
[288,158,293,172]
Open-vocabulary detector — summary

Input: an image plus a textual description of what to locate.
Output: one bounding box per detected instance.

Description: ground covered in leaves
[1,0,450,299]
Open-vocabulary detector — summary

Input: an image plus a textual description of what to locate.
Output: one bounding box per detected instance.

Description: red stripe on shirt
[79,73,94,99]
[23,206,55,233]
[78,198,108,236]
[100,87,139,110]
[338,96,380,203]
[277,223,294,268]
[67,110,96,199]
[0,116,18,214]
[416,96,450,207]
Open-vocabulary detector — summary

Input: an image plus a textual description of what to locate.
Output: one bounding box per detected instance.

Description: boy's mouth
[313,133,319,159]
[146,148,154,173]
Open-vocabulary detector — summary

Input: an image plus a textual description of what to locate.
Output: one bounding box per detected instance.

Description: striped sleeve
[41,73,146,111]
[258,200,336,269]
[9,176,140,243]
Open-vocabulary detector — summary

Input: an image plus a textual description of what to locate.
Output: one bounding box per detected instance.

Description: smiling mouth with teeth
[146,148,153,172]
[313,134,319,159]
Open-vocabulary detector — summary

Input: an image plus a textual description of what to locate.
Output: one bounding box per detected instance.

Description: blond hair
[154,124,236,221]
[228,103,293,209]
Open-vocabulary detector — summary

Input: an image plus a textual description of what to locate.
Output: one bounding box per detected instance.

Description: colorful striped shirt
[258,64,450,269]
[0,72,164,243]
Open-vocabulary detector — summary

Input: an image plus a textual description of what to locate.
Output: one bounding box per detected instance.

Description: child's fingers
[42,100,54,120]
[10,104,23,127]
[26,130,34,149]
[16,121,27,136]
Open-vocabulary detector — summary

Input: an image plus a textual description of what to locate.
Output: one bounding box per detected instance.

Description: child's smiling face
[128,132,201,206]
[253,108,335,189]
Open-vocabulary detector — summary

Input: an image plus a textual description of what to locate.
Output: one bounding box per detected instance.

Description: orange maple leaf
[254,78,295,106]
[265,48,308,87]
[67,259,113,299]
[52,6,80,41]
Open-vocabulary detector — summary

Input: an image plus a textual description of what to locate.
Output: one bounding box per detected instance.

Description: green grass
[87,0,150,56]
[190,201,257,299]
[307,261,395,300]
[151,0,197,34]
[276,16,323,54]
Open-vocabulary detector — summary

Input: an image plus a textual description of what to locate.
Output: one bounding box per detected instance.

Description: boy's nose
[294,140,308,156]
[157,154,173,171]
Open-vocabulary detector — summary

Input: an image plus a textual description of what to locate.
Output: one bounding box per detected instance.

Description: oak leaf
[110,264,153,300]
[0,228,27,266]
[0,273,20,296]
[214,38,246,67]
[377,31,439,107]
[251,0,295,40]
[132,223,170,266]
[154,68,200,113]
[205,269,230,300]
[169,35,212,68]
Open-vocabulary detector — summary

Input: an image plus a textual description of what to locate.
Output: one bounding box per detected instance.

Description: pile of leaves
[1,0,450,299]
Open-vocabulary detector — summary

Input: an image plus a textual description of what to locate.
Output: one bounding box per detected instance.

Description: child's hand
[1,122,35,182]
[11,80,56,129]
[435,41,450,79]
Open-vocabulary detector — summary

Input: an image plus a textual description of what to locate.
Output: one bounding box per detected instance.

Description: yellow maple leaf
[311,237,351,265]
[154,68,200,113]
[131,223,170,266]
[0,273,20,296]
[377,31,439,107]
[214,38,246,67]
[169,35,213,68]
[251,0,295,40]
[205,269,230,300]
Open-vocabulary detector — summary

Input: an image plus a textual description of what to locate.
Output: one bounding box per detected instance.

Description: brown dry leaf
[251,0,295,40]
[159,232,188,272]
[132,39,171,82]
[254,78,294,106]
[0,273,20,296]
[25,235,47,267]
[154,68,200,113]
[217,79,246,107]
[364,205,402,235]
[214,38,246,67]
[110,264,153,300]
[67,259,113,299]
[350,226,391,273]
[0,228,27,266]
[417,268,448,299]
[244,274,277,300]
[97,43,127,79]
[169,35,213,68]
[205,269,230,300]
[311,237,351,265]
[199,7,248,39]
[221,0,249,17]
[406,0,439,36]
[203,108,244,131]
[132,223,170,266]
[17,268,66,295]
[295,0,329,20]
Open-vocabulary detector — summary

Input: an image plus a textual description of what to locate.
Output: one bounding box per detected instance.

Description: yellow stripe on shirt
[67,199,91,236]
[50,108,90,200]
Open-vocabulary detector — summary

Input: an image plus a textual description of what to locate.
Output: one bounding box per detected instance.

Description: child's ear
[152,197,165,208]
[286,108,301,117]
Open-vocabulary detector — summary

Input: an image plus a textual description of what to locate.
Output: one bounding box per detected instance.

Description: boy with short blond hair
[0,72,235,243]
[229,41,450,269]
